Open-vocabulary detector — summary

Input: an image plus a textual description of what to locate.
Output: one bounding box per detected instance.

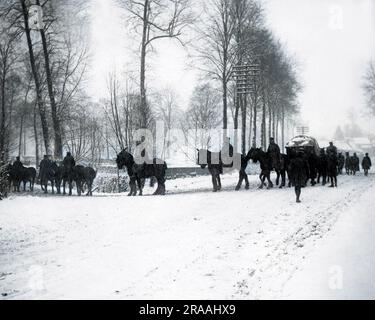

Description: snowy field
[1,171,375,299]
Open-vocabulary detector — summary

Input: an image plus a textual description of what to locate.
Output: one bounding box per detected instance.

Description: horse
[72,165,96,196]
[56,163,74,195]
[40,161,59,194]
[116,149,167,196]
[20,166,36,191]
[269,153,289,188]
[246,148,274,189]
[326,154,338,187]
[196,149,250,192]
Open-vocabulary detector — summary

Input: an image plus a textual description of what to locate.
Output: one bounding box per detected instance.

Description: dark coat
[352,156,360,171]
[63,155,76,168]
[12,159,23,170]
[289,157,309,187]
[326,145,337,157]
[362,156,372,169]
[267,143,281,168]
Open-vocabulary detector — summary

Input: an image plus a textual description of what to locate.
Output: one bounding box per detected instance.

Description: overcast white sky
[87,0,375,138]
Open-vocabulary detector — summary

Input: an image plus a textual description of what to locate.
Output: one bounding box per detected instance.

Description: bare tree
[19,0,51,155]
[363,61,375,116]
[119,0,193,129]
[0,19,20,159]
[184,82,221,149]
[196,0,236,137]
[154,87,182,157]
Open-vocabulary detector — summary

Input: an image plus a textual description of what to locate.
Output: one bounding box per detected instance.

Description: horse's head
[247,147,260,163]
[116,149,133,169]
[196,148,208,169]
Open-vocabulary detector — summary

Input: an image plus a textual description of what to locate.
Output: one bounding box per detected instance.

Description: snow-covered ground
[0,171,374,299]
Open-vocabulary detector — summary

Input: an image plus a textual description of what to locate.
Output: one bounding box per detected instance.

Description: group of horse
[196,147,341,192]
[2,162,96,196]
[0,147,361,199]
[114,146,346,196]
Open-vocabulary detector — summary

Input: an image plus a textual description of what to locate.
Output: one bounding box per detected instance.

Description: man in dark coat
[39,155,52,181]
[326,142,338,158]
[13,156,23,170]
[289,151,309,203]
[337,152,345,175]
[345,152,351,175]
[267,137,281,170]
[352,153,360,174]
[63,152,75,169]
[362,153,372,176]
[221,137,234,157]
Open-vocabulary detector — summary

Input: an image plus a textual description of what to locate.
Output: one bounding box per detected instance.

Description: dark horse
[116,149,167,196]
[9,164,36,192]
[20,166,36,191]
[269,154,289,188]
[71,165,97,196]
[40,161,59,194]
[196,149,250,192]
[246,148,274,189]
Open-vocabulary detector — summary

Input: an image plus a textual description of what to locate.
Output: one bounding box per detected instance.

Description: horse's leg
[211,173,218,192]
[267,172,273,189]
[217,174,221,191]
[258,173,264,189]
[244,173,249,189]
[235,171,243,191]
[137,178,143,196]
[281,170,286,187]
[275,170,280,186]
[51,180,55,194]
[159,177,166,195]
[69,179,73,196]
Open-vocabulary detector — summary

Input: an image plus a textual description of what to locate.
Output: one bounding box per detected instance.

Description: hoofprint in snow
[0,172,374,299]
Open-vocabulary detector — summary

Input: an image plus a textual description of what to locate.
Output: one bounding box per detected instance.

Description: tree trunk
[233,92,239,151]
[241,95,246,154]
[20,0,50,155]
[281,105,285,153]
[252,94,257,148]
[0,73,6,155]
[248,101,252,150]
[33,103,40,167]
[261,91,266,150]
[268,96,272,144]
[139,0,149,129]
[18,114,24,156]
[36,0,62,159]
[222,76,228,138]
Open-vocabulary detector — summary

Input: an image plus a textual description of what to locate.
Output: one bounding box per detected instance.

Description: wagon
[285,135,321,158]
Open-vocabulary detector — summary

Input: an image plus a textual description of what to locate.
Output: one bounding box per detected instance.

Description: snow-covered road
[0,172,374,299]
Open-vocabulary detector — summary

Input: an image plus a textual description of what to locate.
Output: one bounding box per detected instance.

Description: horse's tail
[163,161,168,171]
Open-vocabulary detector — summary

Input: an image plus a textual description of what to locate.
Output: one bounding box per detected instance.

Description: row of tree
[105,0,300,157]
[0,0,301,165]
[0,0,89,164]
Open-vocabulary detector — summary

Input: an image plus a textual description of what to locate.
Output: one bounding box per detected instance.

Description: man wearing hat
[362,153,372,176]
[12,156,23,170]
[326,142,337,158]
[267,137,281,170]
[63,152,75,169]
